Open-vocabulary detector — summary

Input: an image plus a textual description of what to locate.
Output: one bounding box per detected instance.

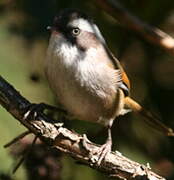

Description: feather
[124,97,174,136]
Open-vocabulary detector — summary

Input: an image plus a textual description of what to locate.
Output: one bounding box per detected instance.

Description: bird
[45,8,174,165]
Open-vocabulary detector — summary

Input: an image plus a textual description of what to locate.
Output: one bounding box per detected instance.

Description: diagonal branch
[95,0,174,56]
[0,75,165,180]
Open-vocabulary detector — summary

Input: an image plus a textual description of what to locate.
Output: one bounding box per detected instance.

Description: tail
[124,97,174,136]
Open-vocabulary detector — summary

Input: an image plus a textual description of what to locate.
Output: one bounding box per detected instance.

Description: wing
[104,46,130,96]
[104,46,174,136]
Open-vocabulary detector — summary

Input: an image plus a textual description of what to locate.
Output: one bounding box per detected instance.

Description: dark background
[0,0,174,179]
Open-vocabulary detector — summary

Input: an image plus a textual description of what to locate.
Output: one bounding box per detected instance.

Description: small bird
[45,9,173,164]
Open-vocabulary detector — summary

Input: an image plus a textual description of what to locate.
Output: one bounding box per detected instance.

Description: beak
[46,26,59,33]
[47,26,60,35]
[47,26,52,31]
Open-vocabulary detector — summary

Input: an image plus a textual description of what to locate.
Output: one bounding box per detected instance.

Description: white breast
[45,33,124,126]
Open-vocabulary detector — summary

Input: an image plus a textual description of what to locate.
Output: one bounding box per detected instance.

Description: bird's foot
[23,103,48,120]
[82,134,112,166]
[23,103,66,120]
[95,139,112,166]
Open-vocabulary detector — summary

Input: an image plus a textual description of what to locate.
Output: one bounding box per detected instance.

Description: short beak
[47,26,60,35]
[47,26,52,31]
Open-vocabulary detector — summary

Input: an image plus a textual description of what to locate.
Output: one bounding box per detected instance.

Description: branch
[95,0,174,56]
[0,75,165,180]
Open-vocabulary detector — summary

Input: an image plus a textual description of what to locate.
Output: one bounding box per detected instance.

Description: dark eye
[72,28,80,36]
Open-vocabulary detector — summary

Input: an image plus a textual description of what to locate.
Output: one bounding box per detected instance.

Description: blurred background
[0,0,174,179]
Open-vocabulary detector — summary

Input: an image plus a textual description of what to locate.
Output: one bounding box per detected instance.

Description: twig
[4,130,31,148]
[0,75,166,180]
[12,135,38,174]
[94,0,174,56]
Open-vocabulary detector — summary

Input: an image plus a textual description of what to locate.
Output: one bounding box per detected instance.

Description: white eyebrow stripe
[69,18,94,33]
[69,18,106,44]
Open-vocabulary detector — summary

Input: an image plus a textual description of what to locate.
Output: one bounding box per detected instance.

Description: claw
[96,139,112,165]
[23,103,66,120]
[81,127,112,166]
[23,103,43,120]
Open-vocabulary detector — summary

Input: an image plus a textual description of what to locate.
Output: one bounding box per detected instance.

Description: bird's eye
[72,28,80,36]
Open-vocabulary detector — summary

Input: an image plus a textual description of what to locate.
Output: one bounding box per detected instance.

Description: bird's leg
[96,125,112,165]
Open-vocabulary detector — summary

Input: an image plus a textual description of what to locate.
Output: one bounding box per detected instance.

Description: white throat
[48,33,82,67]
